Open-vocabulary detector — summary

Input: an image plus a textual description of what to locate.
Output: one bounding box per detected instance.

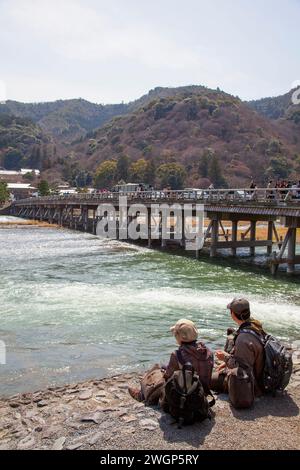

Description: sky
[0,0,299,104]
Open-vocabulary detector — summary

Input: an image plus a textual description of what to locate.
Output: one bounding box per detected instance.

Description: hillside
[0,114,51,172]
[56,88,300,188]
[248,88,300,124]
[1,86,300,189]
[0,99,128,143]
[0,87,215,144]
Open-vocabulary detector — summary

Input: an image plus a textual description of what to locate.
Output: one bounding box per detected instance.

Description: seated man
[128,318,214,403]
[211,297,265,406]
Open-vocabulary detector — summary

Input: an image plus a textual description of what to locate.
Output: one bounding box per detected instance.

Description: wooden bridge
[9,188,300,275]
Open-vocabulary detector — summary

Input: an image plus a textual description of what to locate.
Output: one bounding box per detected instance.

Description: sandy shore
[0,358,299,451]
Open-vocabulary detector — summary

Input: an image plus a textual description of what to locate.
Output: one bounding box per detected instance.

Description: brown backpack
[227,361,255,409]
[140,364,166,405]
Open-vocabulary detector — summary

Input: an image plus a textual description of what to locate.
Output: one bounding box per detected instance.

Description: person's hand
[215,350,229,362]
[217,362,226,372]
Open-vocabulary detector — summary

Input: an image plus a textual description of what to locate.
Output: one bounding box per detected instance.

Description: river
[1,216,300,396]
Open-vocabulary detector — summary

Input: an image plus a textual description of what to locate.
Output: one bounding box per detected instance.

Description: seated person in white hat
[128,318,214,402]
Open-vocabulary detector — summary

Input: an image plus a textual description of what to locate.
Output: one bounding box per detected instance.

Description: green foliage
[3,148,23,170]
[157,163,186,190]
[144,159,156,185]
[154,100,176,120]
[61,159,92,187]
[29,145,42,169]
[267,156,289,179]
[117,154,129,182]
[23,171,35,182]
[267,139,282,156]
[208,154,227,187]
[290,111,300,124]
[0,182,10,204]
[94,160,117,189]
[199,148,214,178]
[130,159,149,182]
[37,180,50,196]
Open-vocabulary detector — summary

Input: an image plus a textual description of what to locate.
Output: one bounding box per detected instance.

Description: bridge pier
[250,220,256,257]
[231,220,238,256]
[210,218,219,257]
[147,208,152,248]
[180,209,185,249]
[287,227,297,275]
[267,221,273,256]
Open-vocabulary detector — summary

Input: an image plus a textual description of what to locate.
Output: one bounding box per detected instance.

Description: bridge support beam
[287,227,296,275]
[250,220,256,257]
[147,208,152,248]
[267,221,273,256]
[231,220,238,256]
[210,218,219,257]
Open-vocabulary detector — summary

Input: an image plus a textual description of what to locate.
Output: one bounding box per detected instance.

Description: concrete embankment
[0,359,300,451]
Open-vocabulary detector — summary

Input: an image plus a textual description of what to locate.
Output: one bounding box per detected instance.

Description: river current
[1,216,300,396]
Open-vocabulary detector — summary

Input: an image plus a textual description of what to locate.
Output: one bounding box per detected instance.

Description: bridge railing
[13,188,300,206]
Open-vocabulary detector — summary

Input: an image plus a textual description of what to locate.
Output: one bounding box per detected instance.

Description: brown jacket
[164,341,214,392]
[225,326,264,395]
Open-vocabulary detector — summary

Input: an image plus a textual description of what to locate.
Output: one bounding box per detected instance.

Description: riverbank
[1,358,299,451]
[0,219,58,228]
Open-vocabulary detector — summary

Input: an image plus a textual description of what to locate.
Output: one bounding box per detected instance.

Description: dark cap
[227,297,250,319]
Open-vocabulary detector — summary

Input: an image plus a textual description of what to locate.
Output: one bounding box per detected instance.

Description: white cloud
[4,0,202,70]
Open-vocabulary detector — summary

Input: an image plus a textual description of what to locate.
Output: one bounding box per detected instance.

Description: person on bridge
[128,319,214,404]
[211,298,264,408]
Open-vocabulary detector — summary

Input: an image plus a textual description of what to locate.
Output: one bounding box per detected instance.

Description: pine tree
[208,155,227,187]
[117,154,129,182]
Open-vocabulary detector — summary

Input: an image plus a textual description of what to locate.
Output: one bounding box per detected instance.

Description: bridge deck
[10,188,300,276]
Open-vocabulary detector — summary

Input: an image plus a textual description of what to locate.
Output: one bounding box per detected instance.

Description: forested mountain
[248,88,300,124]
[1,86,300,189]
[62,88,300,188]
[0,114,51,171]
[0,99,127,143]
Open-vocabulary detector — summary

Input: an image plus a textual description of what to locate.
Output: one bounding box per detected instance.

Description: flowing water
[1,216,300,397]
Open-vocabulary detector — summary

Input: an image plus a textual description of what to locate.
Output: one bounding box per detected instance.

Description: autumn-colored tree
[130,159,148,182]
[157,163,186,190]
[94,160,117,189]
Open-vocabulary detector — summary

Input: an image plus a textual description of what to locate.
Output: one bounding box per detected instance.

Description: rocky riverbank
[1,358,300,451]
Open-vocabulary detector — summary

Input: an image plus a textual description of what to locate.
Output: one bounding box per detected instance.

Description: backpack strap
[208,394,216,408]
[239,328,265,345]
[176,349,185,368]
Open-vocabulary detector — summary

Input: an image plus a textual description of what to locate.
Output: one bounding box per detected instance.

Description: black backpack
[239,328,293,394]
[164,351,215,428]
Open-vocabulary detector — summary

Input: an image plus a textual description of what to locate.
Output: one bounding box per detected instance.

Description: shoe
[128,386,143,402]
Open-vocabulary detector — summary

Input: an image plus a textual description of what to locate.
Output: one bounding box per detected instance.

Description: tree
[144,159,156,185]
[30,145,42,169]
[199,148,213,178]
[94,160,117,189]
[208,154,227,187]
[157,163,186,190]
[267,156,289,179]
[3,148,23,170]
[38,180,50,196]
[117,154,129,182]
[130,159,148,182]
[0,182,10,204]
